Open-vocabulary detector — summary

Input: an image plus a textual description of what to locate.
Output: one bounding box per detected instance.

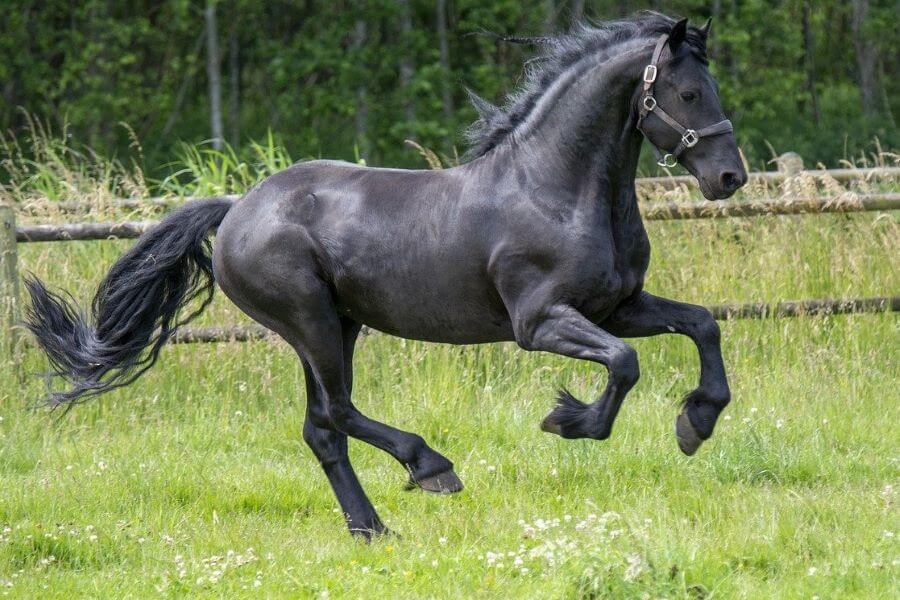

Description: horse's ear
[668,18,689,52]
[700,18,712,39]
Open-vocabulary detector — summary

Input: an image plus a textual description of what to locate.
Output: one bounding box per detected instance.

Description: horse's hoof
[349,525,392,542]
[676,412,704,456]
[405,469,464,494]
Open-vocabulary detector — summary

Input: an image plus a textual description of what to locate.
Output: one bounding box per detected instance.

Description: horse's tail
[24,198,234,406]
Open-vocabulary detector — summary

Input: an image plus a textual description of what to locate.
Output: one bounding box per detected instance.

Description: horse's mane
[463,12,709,160]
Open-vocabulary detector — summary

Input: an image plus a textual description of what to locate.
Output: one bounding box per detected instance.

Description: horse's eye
[680,91,698,102]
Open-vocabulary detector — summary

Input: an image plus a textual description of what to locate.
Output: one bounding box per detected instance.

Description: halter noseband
[637,34,733,168]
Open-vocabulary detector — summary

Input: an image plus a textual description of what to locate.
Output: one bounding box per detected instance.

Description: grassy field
[0,137,898,598]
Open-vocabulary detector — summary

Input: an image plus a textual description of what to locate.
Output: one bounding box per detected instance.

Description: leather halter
[637,34,734,168]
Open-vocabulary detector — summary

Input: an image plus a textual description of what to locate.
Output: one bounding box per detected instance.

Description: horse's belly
[332,271,514,344]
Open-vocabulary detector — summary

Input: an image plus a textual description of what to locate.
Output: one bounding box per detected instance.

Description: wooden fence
[1,167,898,352]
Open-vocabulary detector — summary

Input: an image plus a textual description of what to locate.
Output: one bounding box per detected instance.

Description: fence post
[0,204,21,368]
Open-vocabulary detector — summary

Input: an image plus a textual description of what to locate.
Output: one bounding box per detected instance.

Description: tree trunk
[727,0,741,89]
[571,0,584,23]
[352,19,369,161]
[436,0,454,126]
[205,0,224,150]
[544,0,556,33]
[162,29,207,138]
[398,0,415,134]
[228,20,240,148]
[851,0,879,120]
[877,60,896,129]
[802,1,820,124]
[710,0,722,57]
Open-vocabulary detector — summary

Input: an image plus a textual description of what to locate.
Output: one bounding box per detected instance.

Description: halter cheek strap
[637,34,734,168]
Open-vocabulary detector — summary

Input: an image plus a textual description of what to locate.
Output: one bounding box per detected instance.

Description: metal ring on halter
[642,95,657,111]
[681,129,699,148]
[643,65,657,83]
[657,153,677,168]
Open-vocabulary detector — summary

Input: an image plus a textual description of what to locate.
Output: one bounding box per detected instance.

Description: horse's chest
[572,223,649,317]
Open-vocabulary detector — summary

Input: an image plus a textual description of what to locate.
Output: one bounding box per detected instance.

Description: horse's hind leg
[301,361,386,539]
[602,291,731,455]
[287,287,462,494]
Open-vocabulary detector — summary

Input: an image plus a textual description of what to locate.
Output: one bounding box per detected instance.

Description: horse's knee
[511,305,571,352]
[512,320,541,351]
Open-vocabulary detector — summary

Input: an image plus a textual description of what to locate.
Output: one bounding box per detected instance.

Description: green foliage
[1,1,898,176]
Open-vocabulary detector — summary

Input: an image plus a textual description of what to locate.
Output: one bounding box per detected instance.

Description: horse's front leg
[511,304,640,440]
[602,291,730,455]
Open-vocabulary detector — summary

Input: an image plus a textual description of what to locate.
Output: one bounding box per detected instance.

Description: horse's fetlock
[714,387,732,408]
[592,423,612,441]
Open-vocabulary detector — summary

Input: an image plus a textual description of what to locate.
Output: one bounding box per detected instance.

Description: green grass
[0,133,898,597]
[0,315,897,598]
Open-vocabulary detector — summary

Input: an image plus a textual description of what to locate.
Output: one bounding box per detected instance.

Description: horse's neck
[497,44,649,216]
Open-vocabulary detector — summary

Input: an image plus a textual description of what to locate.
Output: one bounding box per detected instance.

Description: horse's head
[637,18,747,200]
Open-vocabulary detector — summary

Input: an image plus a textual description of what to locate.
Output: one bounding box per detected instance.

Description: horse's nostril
[720,171,743,192]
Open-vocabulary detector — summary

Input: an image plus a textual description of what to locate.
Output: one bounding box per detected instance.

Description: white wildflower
[623,553,645,582]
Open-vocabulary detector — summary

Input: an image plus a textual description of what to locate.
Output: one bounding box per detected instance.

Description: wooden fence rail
[13,193,900,243]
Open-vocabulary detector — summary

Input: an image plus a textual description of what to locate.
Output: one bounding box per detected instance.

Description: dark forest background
[1,0,897,176]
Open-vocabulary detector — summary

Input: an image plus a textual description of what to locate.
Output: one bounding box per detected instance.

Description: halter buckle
[643,65,657,84]
[657,153,678,168]
[642,95,657,112]
[682,129,699,148]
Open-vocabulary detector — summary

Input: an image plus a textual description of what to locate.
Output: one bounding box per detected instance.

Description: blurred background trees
[1,0,897,177]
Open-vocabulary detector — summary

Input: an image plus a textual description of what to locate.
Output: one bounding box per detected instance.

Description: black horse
[25,14,746,538]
